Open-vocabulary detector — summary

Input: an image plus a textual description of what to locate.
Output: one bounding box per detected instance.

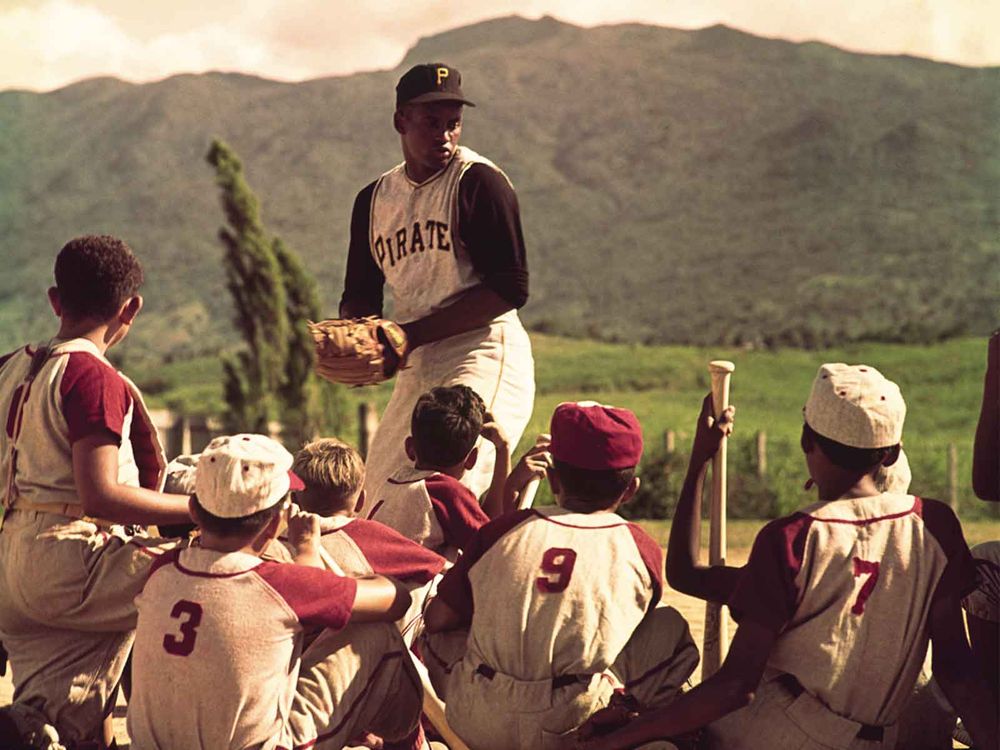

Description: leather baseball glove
[308,317,409,386]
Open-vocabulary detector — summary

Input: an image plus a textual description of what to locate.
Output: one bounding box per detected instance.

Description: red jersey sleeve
[344,519,446,584]
[60,353,132,444]
[435,509,535,621]
[920,498,979,601]
[728,514,813,632]
[626,523,664,607]
[425,474,490,552]
[255,562,358,631]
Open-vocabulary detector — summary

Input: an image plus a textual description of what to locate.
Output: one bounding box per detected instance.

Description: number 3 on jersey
[163,600,203,656]
[536,548,577,593]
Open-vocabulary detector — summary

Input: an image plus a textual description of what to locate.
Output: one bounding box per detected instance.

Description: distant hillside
[1,16,997,363]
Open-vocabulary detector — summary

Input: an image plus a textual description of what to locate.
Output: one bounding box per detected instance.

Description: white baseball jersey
[369,145,508,324]
[0,338,165,511]
[368,467,489,559]
[728,493,977,726]
[128,546,357,750]
[434,505,664,680]
[278,516,445,584]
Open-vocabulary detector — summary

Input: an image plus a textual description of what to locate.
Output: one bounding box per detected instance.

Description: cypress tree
[206,139,288,433]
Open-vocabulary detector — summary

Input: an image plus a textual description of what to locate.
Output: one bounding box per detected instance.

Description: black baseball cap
[396,63,476,108]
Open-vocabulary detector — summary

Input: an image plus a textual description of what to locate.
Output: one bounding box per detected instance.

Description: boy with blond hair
[581,365,997,749]
[286,438,445,583]
[0,236,192,748]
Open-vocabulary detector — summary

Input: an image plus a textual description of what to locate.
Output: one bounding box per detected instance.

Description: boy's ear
[618,476,641,506]
[393,108,407,135]
[404,436,416,462]
[260,505,283,542]
[547,465,562,497]
[353,489,366,515]
[119,295,143,325]
[463,445,478,470]
[881,444,901,467]
[47,287,62,317]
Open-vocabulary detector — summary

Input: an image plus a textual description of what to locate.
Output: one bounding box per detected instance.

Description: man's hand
[691,394,735,468]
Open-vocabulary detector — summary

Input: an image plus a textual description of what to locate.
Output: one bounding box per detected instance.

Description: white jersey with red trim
[276,516,446,585]
[0,338,165,510]
[128,547,357,750]
[368,467,489,560]
[435,505,663,680]
[729,493,977,726]
[369,145,509,324]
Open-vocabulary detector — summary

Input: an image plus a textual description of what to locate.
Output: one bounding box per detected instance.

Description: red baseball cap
[549,401,643,470]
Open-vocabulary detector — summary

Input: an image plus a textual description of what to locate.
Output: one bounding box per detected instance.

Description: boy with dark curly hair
[0,236,192,748]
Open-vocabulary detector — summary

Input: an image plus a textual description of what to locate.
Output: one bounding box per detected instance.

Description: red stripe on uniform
[530,510,629,530]
[174,556,261,579]
[806,497,920,526]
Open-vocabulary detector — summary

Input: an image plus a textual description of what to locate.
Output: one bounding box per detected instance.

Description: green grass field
[128,333,997,519]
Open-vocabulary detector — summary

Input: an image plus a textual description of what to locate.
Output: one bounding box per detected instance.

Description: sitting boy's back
[280,438,445,586]
[732,490,969,726]
[438,504,662,680]
[423,402,698,750]
[369,386,492,558]
[130,434,423,750]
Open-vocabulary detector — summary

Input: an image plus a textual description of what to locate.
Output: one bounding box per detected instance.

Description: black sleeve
[457,163,529,309]
[339,181,384,316]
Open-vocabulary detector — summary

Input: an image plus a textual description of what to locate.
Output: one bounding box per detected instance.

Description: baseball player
[127,434,424,750]
[368,385,507,561]
[0,236,192,749]
[267,437,447,646]
[339,62,535,509]
[580,365,997,750]
[420,401,700,750]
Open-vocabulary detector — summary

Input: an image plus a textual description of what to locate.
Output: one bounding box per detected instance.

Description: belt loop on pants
[776,673,883,742]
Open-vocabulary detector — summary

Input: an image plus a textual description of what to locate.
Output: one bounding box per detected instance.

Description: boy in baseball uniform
[128,434,425,750]
[420,401,699,750]
[580,364,997,750]
[270,438,446,643]
[0,236,193,749]
[369,385,509,561]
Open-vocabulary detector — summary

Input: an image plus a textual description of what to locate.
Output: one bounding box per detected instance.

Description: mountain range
[1,15,997,363]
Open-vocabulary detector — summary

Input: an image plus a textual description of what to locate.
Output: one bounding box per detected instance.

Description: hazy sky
[2,0,997,92]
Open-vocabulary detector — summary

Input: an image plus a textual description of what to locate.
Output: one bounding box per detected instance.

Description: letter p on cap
[436,67,449,86]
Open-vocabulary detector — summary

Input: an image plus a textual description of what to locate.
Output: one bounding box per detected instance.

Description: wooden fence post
[948,443,959,514]
[359,403,379,459]
[178,415,192,456]
[756,431,767,478]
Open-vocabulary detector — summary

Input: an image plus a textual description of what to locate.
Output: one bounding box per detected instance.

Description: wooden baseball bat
[702,360,734,680]
[517,475,542,510]
[407,649,471,750]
